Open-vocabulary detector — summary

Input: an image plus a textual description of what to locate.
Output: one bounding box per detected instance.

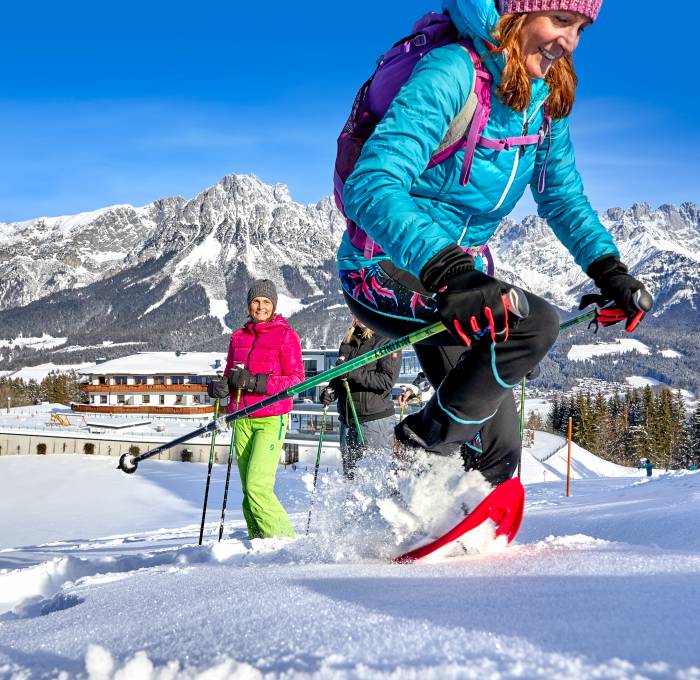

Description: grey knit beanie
[247,279,278,309]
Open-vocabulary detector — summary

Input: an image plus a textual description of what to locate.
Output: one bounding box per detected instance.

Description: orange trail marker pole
[566,416,573,497]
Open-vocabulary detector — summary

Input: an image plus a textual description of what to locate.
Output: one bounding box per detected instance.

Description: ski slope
[1,450,698,679]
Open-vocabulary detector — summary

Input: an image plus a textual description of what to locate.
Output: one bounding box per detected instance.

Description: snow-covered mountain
[0,172,697,367]
[491,201,700,319]
[0,175,348,361]
[0,174,346,314]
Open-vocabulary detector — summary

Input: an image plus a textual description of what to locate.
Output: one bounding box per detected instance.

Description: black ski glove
[525,364,541,381]
[228,367,255,392]
[229,368,269,394]
[420,244,511,346]
[320,386,337,406]
[251,373,268,395]
[579,255,653,333]
[207,376,230,400]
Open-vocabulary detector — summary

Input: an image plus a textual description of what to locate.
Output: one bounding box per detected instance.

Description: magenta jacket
[224,314,304,417]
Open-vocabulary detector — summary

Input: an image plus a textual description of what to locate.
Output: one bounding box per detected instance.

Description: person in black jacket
[320,320,402,478]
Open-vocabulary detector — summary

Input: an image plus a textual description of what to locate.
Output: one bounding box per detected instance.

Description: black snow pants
[340,261,560,485]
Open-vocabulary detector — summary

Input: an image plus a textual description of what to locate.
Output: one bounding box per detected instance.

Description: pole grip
[633,289,654,313]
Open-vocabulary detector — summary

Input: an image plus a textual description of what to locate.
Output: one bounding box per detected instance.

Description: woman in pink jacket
[210,279,304,539]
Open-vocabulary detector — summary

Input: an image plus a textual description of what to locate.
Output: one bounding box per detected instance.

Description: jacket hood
[442,0,549,104]
[442,0,500,44]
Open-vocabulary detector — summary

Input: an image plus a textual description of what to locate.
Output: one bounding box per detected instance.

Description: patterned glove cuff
[420,244,475,292]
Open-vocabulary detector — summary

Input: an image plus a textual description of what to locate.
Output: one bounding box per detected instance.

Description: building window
[154,375,165,385]
[172,376,185,385]
[400,350,420,375]
[175,394,184,405]
[303,359,318,378]
[114,376,128,385]
[117,395,126,405]
[281,444,299,465]
[159,395,165,405]
[142,395,150,404]
[192,395,201,404]
[135,375,147,385]
[100,395,108,404]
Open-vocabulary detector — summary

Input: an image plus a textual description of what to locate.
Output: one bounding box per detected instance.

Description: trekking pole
[198,397,220,545]
[305,406,328,535]
[118,299,594,475]
[517,376,526,479]
[342,378,365,447]
[218,389,241,542]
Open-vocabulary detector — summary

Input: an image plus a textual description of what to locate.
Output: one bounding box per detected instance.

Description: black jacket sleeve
[345,349,402,394]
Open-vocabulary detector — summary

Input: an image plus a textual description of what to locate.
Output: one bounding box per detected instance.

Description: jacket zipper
[242,325,258,409]
[489,111,526,213]
[489,96,547,214]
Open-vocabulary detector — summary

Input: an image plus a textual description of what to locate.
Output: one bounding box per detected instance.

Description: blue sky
[1,1,698,222]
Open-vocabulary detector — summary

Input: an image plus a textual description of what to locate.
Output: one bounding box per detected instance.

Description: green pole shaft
[218,391,241,542]
[517,376,526,479]
[121,309,596,473]
[305,407,328,535]
[343,378,365,447]
[198,399,220,545]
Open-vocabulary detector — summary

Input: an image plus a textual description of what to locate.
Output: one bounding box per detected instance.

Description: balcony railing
[73,404,214,415]
[82,384,208,393]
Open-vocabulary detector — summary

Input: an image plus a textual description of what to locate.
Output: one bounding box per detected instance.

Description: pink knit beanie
[498,0,603,22]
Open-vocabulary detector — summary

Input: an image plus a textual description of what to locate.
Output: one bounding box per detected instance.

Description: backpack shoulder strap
[431,41,491,164]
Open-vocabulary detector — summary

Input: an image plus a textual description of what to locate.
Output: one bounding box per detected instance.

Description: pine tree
[690,402,700,468]
[654,389,674,470]
[574,390,596,451]
[590,391,611,457]
[670,390,690,469]
[548,397,560,433]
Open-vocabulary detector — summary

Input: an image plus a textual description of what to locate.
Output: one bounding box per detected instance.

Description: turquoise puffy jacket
[339,0,619,279]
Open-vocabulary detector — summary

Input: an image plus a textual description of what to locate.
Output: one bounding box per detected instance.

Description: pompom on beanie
[497,0,602,22]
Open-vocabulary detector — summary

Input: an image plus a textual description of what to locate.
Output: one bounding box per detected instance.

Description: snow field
[1,452,699,679]
[567,338,651,362]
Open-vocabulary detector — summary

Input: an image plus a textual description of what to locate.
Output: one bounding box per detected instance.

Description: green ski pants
[235,414,295,539]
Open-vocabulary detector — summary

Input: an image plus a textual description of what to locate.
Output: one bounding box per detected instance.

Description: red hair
[488,14,578,119]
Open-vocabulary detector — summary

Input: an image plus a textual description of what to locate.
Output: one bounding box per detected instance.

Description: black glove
[251,373,268,395]
[228,367,255,392]
[320,386,337,406]
[580,255,653,333]
[207,376,230,399]
[421,244,511,346]
[525,364,541,381]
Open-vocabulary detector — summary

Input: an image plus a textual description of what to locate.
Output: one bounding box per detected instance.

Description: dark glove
[228,367,255,392]
[207,376,230,400]
[525,364,541,381]
[421,244,511,346]
[251,373,268,395]
[320,386,337,406]
[229,367,269,394]
[580,255,653,333]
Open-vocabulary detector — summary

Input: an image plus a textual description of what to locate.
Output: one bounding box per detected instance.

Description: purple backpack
[334,12,550,260]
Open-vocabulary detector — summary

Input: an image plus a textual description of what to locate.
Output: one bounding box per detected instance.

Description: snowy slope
[1,453,698,679]
[520,431,637,483]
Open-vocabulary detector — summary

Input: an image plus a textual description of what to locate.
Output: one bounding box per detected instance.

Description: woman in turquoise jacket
[338,0,652,484]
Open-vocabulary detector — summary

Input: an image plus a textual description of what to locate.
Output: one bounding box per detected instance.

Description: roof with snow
[78,352,226,376]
